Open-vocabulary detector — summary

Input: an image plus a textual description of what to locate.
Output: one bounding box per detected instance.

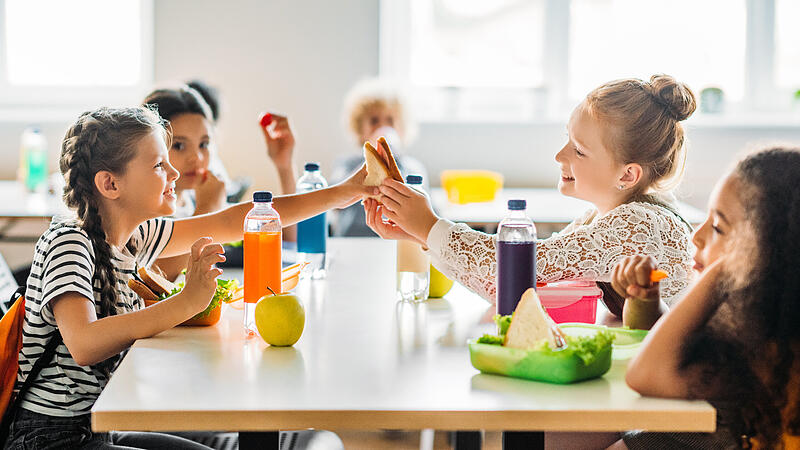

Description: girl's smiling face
[691,173,747,273]
[116,130,180,219]
[555,102,636,214]
[168,113,213,192]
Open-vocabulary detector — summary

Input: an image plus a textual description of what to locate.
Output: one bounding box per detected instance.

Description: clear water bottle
[296,162,328,279]
[19,127,48,192]
[496,199,537,316]
[243,191,282,337]
[397,175,430,302]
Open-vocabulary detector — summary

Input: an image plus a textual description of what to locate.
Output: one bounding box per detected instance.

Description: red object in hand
[259,112,273,128]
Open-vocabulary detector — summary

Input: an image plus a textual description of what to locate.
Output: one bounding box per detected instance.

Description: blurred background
[1,0,799,269]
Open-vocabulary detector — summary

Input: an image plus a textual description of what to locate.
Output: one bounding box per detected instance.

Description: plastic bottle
[296,162,328,279]
[396,175,430,301]
[243,191,282,337]
[19,127,48,192]
[496,199,537,316]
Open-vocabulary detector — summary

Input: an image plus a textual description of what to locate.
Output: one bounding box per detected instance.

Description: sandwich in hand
[128,266,239,326]
[363,136,404,197]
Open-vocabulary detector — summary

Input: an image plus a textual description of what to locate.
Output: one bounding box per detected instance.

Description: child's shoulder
[39,218,92,248]
[604,201,689,230]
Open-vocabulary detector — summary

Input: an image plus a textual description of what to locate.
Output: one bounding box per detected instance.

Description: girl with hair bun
[366,74,697,314]
[4,106,372,449]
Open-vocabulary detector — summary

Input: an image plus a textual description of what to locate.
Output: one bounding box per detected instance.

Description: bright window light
[775,0,800,90]
[408,0,545,88]
[568,0,746,100]
[4,0,142,86]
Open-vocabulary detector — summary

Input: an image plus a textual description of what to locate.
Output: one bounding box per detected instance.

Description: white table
[92,238,714,449]
[431,188,706,234]
[0,180,70,243]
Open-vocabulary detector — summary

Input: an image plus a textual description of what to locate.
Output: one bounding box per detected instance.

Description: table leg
[239,431,279,450]
[502,431,544,450]
[453,431,482,450]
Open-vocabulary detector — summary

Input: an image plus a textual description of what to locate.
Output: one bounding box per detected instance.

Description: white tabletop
[0,180,70,219]
[430,188,706,228]
[92,238,714,433]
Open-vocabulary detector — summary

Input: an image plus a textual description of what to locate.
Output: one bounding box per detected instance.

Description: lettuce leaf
[476,314,513,345]
[528,329,615,365]
[157,278,240,319]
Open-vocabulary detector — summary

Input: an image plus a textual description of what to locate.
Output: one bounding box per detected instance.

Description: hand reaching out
[180,238,225,316]
[374,178,439,244]
[260,113,295,172]
[364,198,425,245]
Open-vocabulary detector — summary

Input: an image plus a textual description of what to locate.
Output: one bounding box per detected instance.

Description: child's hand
[194,170,226,214]
[260,114,295,172]
[180,238,224,315]
[611,255,660,301]
[333,164,377,209]
[376,178,439,244]
[364,198,425,245]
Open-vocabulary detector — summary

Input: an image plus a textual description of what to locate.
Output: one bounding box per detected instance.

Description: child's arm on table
[51,238,221,367]
[625,260,724,398]
[161,165,374,257]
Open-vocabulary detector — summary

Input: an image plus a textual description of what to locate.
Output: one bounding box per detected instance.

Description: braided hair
[680,147,800,447]
[59,107,166,317]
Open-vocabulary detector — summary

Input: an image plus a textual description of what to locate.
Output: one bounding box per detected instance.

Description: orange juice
[244,231,282,303]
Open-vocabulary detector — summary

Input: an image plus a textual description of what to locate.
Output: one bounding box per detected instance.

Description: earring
[617,184,625,190]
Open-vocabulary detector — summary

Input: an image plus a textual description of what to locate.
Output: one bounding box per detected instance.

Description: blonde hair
[342,78,417,145]
[585,74,696,194]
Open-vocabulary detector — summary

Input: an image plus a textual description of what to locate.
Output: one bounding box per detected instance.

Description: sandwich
[363,136,404,191]
[128,266,240,326]
[503,288,565,350]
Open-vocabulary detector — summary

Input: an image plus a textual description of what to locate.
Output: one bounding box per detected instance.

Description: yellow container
[440,170,504,204]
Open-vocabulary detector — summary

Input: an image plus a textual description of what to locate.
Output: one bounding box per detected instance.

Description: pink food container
[538,281,603,324]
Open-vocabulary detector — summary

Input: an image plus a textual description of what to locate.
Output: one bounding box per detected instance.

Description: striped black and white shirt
[17,217,173,417]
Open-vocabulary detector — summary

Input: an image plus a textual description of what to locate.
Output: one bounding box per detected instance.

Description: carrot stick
[650,269,668,283]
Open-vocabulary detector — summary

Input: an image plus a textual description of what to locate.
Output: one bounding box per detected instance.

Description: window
[0,0,153,110]
[381,0,800,122]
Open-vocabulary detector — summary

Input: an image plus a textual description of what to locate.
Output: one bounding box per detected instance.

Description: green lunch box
[468,324,648,384]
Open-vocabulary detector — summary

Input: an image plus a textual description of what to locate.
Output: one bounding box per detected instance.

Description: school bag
[0,286,62,444]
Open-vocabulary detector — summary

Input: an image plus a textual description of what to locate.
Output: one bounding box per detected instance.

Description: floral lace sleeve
[426,202,694,306]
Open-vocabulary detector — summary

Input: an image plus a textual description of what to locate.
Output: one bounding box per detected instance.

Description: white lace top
[426,202,694,306]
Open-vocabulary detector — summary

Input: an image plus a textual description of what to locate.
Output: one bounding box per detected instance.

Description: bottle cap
[508,199,526,210]
[304,162,320,171]
[253,191,273,202]
[406,174,423,185]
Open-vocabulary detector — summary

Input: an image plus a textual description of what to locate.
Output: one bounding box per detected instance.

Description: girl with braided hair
[366,74,697,316]
[606,146,800,449]
[5,106,372,449]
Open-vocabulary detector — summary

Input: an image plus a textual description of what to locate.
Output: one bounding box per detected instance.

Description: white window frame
[0,0,154,118]
[381,0,794,123]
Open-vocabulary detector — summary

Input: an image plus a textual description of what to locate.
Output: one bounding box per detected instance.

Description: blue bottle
[296,163,328,279]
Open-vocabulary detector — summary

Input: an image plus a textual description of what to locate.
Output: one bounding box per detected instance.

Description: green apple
[255,290,305,346]
[429,264,454,298]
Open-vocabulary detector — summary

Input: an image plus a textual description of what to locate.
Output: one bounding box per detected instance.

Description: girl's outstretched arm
[625,260,724,398]
[51,238,222,367]
[161,165,376,257]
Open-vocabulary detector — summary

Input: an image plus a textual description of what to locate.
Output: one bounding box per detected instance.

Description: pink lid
[538,281,603,308]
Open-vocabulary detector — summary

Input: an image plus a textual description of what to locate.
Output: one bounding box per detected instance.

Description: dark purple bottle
[496,199,537,316]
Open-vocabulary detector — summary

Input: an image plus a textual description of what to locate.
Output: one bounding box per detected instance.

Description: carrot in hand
[650,269,668,283]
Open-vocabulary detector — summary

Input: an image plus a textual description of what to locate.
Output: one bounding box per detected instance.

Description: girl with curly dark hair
[612,146,800,449]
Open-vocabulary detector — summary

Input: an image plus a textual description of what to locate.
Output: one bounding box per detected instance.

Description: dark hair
[585,74,697,194]
[186,79,220,122]
[680,146,800,446]
[59,107,166,316]
[143,85,213,124]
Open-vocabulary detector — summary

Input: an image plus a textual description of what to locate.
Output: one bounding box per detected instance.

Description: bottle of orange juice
[243,191,282,337]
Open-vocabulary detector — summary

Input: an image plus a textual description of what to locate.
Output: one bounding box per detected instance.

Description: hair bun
[646,74,697,121]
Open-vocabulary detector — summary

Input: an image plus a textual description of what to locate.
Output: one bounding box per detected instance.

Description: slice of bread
[504,288,561,350]
[364,141,390,187]
[376,137,403,182]
[128,278,159,301]
[138,266,178,296]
